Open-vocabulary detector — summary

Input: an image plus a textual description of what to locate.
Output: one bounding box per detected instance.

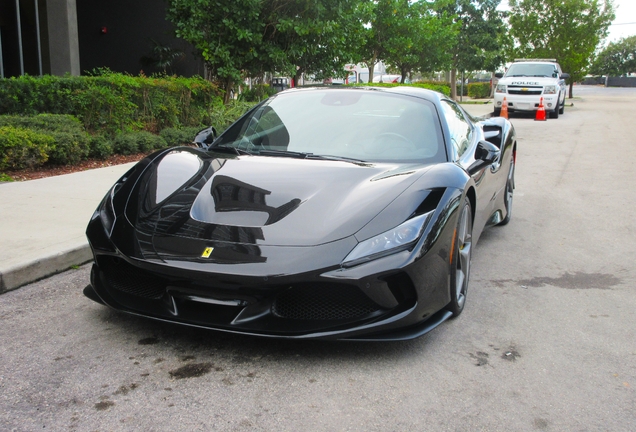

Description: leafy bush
[239,84,277,102]
[88,135,114,159]
[0,72,224,133]
[207,101,257,132]
[0,114,90,165]
[0,126,53,170]
[350,82,451,97]
[0,113,85,133]
[0,172,14,182]
[113,134,139,155]
[46,131,90,165]
[136,131,168,152]
[467,82,491,99]
[113,131,168,155]
[160,126,203,147]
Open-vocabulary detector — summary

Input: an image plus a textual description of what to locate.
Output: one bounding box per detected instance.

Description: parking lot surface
[1,86,634,431]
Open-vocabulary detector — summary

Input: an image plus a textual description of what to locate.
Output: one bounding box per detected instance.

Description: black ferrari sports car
[85,86,516,340]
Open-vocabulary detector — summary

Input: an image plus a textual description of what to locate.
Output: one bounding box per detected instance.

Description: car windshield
[506,63,558,78]
[212,89,446,163]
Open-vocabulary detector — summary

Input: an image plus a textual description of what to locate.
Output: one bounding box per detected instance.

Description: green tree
[270,0,366,85]
[166,0,365,102]
[358,0,396,82]
[435,0,507,100]
[167,0,265,103]
[508,0,615,97]
[383,1,457,83]
[589,35,636,77]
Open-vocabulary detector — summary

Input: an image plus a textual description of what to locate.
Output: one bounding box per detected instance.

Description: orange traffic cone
[500,97,509,119]
[535,97,546,121]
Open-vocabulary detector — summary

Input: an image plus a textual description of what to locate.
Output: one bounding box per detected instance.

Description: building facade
[0,0,201,78]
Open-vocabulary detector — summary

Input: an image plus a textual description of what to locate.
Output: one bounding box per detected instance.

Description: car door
[439,99,499,238]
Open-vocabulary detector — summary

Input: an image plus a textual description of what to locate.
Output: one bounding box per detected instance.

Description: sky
[497,0,636,44]
[608,0,636,42]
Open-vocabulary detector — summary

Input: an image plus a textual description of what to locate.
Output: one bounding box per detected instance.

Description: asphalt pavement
[0,101,494,294]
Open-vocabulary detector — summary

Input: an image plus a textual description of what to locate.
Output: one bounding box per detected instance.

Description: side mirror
[560,73,570,80]
[494,72,504,78]
[468,141,501,175]
[194,126,218,148]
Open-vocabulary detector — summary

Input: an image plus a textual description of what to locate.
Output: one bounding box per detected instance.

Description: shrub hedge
[350,81,451,96]
[0,71,224,133]
[160,126,205,147]
[0,114,90,165]
[88,135,114,160]
[0,126,53,170]
[239,84,278,102]
[113,132,168,155]
[467,82,491,99]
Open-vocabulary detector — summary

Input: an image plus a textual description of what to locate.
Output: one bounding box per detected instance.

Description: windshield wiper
[306,154,370,165]
[257,149,370,165]
[209,145,252,156]
[258,149,311,158]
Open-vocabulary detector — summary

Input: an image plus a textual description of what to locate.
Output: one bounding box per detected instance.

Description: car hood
[127,149,431,247]
[499,76,558,86]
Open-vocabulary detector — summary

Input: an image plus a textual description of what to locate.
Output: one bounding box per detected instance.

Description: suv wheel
[550,95,560,119]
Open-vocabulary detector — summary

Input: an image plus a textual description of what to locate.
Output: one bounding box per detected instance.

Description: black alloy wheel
[447,197,473,317]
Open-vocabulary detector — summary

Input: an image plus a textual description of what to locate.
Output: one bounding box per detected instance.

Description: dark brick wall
[76,0,203,77]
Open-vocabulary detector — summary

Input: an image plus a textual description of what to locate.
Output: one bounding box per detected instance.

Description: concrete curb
[0,243,92,294]
[0,161,135,295]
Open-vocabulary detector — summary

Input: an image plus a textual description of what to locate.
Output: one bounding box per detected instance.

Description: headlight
[99,166,136,235]
[99,185,117,235]
[496,84,507,93]
[343,211,433,267]
[543,85,557,94]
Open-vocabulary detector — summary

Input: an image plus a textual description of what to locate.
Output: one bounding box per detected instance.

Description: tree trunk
[450,69,457,100]
[400,66,408,84]
[490,71,496,98]
[368,54,377,84]
[223,78,234,104]
[292,69,302,88]
[568,81,574,98]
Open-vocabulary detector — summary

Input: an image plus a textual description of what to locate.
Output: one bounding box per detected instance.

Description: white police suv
[494,59,569,119]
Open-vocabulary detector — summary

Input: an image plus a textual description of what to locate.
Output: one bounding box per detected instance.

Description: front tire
[550,94,560,118]
[447,197,473,317]
[493,107,501,117]
[498,156,515,226]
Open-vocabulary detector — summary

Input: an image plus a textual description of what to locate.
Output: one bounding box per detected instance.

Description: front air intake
[99,257,166,300]
[272,283,382,320]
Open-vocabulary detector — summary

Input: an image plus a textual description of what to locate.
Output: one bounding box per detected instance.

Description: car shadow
[91,305,442,363]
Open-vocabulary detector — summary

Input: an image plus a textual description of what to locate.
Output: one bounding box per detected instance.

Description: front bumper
[494,93,559,112]
[86,240,453,340]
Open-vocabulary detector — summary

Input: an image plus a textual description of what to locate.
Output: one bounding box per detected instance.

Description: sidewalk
[0,163,136,293]
[0,103,494,294]
[459,99,493,118]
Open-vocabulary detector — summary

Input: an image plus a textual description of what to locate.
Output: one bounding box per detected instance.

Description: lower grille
[99,257,166,299]
[272,283,382,320]
[508,89,542,95]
